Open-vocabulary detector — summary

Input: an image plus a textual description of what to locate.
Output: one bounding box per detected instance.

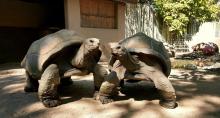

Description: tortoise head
[84,38,100,51]
[109,42,127,58]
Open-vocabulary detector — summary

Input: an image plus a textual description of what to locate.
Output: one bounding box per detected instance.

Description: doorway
[0,0,65,63]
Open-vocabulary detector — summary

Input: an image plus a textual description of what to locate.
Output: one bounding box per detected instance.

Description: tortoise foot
[159,100,178,109]
[97,94,114,104]
[93,91,99,100]
[42,99,61,108]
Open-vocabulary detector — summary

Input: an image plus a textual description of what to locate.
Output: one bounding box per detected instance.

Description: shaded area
[169,69,220,80]
[170,69,220,118]
[59,79,95,104]
[115,81,160,101]
[0,65,220,118]
[0,69,40,118]
[0,27,39,63]
[0,0,65,63]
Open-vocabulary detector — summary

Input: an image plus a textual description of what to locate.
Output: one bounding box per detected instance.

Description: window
[80,0,117,29]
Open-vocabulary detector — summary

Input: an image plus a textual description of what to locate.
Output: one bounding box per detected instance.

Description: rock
[184,64,197,70]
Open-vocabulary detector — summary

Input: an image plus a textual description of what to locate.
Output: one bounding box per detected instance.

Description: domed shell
[21,29,84,78]
[119,32,171,76]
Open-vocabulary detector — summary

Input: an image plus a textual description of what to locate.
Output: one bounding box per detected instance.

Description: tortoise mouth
[87,45,99,51]
[112,53,118,57]
[112,52,124,57]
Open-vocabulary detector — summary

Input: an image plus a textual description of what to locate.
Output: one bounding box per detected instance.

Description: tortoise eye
[116,45,121,49]
[89,40,94,43]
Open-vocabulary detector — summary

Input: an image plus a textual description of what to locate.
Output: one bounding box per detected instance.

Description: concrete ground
[0,63,220,118]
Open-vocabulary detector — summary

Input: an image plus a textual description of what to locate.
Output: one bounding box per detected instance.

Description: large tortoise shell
[117,32,171,76]
[21,29,84,78]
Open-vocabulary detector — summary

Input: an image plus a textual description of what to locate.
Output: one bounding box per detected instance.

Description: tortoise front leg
[92,64,108,99]
[96,71,120,104]
[24,71,39,92]
[38,64,61,108]
[93,64,108,91]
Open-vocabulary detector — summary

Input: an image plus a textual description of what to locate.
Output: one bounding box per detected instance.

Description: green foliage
[153,0,220,36]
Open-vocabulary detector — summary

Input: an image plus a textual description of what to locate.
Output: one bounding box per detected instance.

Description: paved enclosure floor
[0,63,220,118]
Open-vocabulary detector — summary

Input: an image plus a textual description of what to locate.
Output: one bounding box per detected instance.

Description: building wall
[64,0,125,43]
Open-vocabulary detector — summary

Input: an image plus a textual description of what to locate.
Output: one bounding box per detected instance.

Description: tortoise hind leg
[152,73,177,109]
[38,64,61,107]
[141,66,177,109]
[24,71,39,92]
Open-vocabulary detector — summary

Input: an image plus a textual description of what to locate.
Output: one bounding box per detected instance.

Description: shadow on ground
[0,65,220,118]
[59,79,95,104]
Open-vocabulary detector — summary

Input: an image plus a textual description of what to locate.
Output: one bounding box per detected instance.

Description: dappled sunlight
[1,65,220,118]
[172,76,220,97]
[60,99,162,118]
[13,102,46,117]
[176,95,220,117]
[60,79,95,104]
[0,68,25,77]
[0,75,25,86]
[0,67,42,118]
[170,69,220,81]
[1,82,24,94]
[110,101,164,118]
[202,74,220,81]
[0,69,26,96]
[181,95,220,107]
[183,87,198,92]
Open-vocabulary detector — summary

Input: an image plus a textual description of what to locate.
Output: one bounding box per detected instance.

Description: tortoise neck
[118,52,140,71]
[71,44,97,69]
[71,44,83,68]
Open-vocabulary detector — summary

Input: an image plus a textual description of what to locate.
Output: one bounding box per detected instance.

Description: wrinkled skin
[38,64,61,107]
[23,35,107,108]
[96,42,177,109]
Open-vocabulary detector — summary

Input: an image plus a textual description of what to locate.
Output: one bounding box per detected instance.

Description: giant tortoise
[96,32,177,109]
[21,29,107,107]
